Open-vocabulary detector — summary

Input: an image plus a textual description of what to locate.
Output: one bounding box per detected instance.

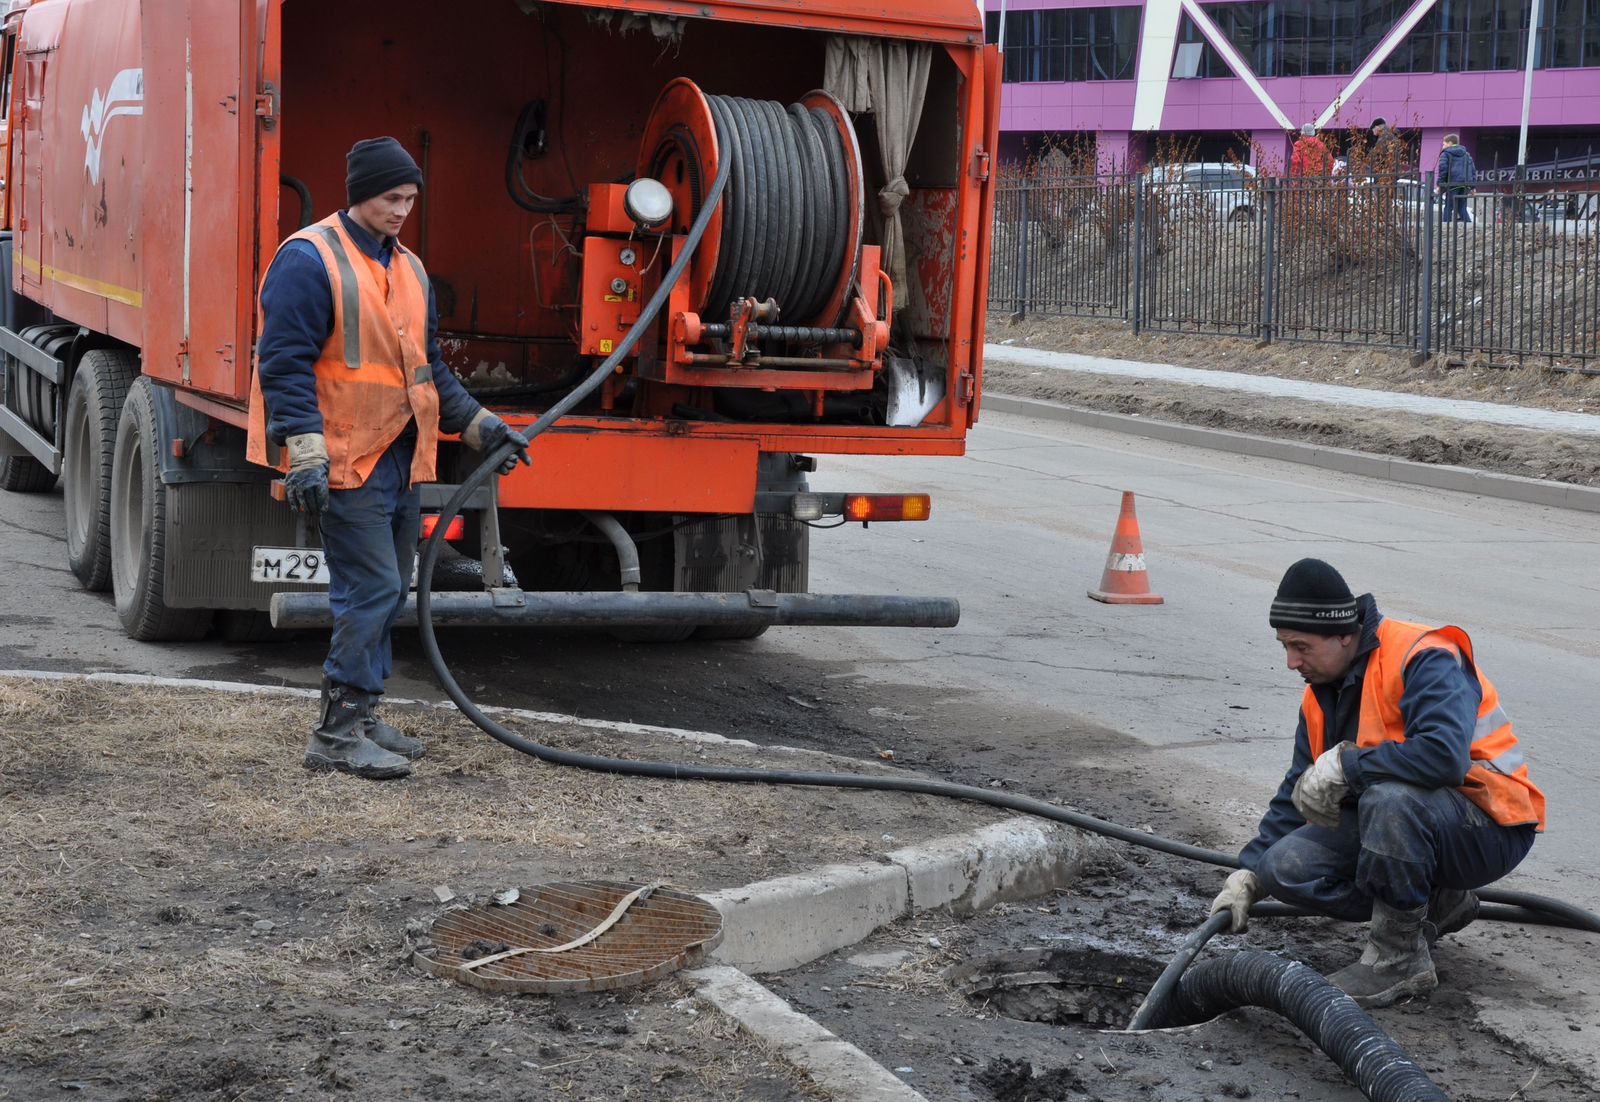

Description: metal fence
[990,168,1600,368]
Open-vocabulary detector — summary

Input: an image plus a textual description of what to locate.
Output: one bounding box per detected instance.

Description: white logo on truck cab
[82,68,144,184]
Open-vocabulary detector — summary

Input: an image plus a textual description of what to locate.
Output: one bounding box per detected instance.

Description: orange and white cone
[1087,491,1164,605]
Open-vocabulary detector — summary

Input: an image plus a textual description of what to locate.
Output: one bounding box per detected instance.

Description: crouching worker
[1210,559,1544,1007]
[246,136,530,780]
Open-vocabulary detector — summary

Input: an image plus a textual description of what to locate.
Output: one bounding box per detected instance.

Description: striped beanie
[1269,559,1359,635]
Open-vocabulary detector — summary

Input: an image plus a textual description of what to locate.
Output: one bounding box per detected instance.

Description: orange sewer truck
[0,0,998,642]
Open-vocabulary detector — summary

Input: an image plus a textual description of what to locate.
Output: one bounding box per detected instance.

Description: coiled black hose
[699,94,853,324]
[1145,952,1451,1102]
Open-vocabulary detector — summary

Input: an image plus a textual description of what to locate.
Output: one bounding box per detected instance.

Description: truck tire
[110,378,213,641]
[0,454,55,493]
[63,348,137,591]
[693,516,809,641]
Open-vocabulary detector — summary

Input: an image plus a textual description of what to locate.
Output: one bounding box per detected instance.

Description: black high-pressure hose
[418,91,1599,1102]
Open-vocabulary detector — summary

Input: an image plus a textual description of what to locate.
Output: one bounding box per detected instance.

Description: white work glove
[1292,743,1352,829]
[1209,869,1264,934]
[285,431,328,471]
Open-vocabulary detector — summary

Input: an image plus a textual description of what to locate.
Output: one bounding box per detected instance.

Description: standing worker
[1437,133,1477,224]
[247,137,531,780]
[1210,559,1544,1008]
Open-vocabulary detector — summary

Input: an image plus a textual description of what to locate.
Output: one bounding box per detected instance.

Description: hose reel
[577,79,888,394]
[639,79,865,329]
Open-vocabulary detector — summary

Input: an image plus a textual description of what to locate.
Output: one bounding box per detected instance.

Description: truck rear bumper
[269,589,960,631]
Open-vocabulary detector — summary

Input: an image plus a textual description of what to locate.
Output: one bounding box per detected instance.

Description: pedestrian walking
[1437,133,1477,224]
[1290,123,1332,179]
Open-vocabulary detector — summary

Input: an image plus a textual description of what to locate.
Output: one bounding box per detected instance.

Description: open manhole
[413,880,723,994]
[944,947,1164,1028]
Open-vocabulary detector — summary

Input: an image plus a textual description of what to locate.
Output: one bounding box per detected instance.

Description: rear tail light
[420,514,466,541]
[844,494,931,522]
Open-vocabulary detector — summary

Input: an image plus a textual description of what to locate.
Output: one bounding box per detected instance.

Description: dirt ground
[0,678,1001,1101]
[986,316,1600,488]
[3,664,1594,1101]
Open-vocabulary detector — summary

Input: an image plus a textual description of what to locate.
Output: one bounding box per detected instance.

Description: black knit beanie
[345,137,423,207]
[1269,558,1359,635]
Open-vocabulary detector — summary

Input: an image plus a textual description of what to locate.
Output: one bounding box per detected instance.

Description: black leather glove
[284,463,330,514]
[477,416,532,476]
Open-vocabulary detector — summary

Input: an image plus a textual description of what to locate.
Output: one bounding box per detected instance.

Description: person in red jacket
[1290,123,1332,178]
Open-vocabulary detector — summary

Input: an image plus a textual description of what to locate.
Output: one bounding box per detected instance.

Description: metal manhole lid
[413,880,723,994]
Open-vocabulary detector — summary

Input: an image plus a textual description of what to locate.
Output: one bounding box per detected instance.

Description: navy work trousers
[1255,781,1535,917]
[319,439,420,695]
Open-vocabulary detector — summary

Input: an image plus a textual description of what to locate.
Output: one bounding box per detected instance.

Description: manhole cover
[413,880,723,994]
[944,947,1163,1028]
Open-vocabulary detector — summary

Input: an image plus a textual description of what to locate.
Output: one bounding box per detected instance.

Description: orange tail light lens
[420,514,467,541]
[844,494,931,522]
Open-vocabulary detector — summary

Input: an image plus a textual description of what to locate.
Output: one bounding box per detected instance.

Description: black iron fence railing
[989,169,1600,369]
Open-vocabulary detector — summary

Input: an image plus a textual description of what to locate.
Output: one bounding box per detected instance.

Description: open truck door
[140,0,278,404]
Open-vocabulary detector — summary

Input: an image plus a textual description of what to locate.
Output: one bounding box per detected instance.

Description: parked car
[1147,162,1259,223]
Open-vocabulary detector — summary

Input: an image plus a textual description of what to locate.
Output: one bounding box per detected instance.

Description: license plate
[251,547,330,585]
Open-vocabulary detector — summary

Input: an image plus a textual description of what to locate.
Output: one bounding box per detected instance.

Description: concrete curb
[687,966,930,1101]
[983,393,1600,514]
[701,816,1100,974]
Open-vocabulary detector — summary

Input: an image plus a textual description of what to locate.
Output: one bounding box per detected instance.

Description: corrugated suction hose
[1144,952,1451,1102]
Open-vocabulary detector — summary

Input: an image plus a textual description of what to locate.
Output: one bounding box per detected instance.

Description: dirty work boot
[1327,900,1437,1009]
[1423,887,1479,945]
[304,680,411,780]
[361,695,425,761]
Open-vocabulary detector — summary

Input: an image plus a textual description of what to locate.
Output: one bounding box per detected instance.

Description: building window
[985,6,1142,82]
[1170,0,1600,79]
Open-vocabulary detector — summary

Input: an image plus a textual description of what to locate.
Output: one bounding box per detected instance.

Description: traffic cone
[1087,491,1164,605]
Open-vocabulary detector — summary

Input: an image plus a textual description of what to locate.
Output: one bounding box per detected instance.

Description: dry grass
[0,677,1002,1055]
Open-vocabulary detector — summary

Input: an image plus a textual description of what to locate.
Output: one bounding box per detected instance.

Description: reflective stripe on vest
[1300,617,1545,831]
[246,214,441,489]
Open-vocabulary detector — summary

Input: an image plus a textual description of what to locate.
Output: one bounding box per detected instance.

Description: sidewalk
[982,342,1600,514]
[985,343,1600,436]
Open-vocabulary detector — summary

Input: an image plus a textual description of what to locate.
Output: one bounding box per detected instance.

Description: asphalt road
[4,411,1596,910]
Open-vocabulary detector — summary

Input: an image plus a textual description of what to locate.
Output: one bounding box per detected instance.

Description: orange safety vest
[1303,617,1545,831]
[247,213,441,489]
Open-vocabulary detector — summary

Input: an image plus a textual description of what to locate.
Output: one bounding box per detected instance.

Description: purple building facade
[988,0,1600,181]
